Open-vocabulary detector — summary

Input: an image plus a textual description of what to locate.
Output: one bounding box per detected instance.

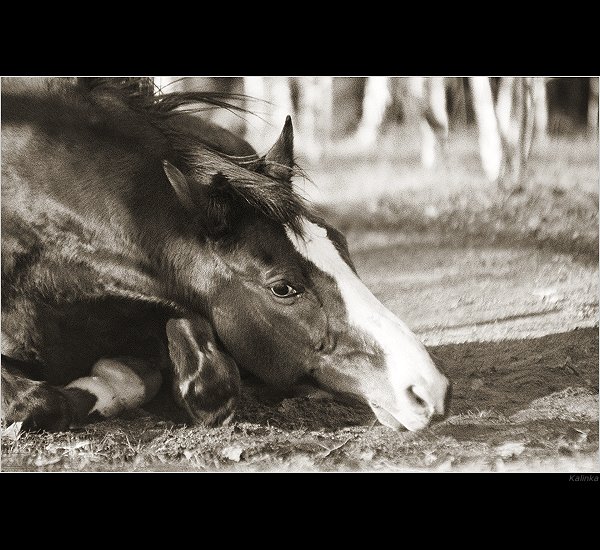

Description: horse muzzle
[368,371,450,431]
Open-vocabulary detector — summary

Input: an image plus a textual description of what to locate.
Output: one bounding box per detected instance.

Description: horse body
[2,82,211,425]
[2,88,181,377]
[1,78,449,432]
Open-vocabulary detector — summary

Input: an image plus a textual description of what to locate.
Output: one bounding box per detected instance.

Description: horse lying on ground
[1,77,449,432]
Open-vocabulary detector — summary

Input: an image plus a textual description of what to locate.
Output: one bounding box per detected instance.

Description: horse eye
[270,282,299,298]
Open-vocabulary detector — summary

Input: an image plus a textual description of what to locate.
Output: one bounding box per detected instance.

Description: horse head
[163,116,450,431]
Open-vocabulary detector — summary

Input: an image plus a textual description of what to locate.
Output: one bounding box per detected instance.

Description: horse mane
[80,78,310,234]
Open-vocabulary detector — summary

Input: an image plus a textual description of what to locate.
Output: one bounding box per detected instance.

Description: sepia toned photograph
[1,76,598,472]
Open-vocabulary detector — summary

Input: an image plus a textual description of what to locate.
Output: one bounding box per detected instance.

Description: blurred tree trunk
[408,77,434,168]
[493,77,538,187]
[519,78,537,163]
[533,77,548,138]
[470,77,502,181]
[428,77,449,158]
[588,77,599,131]
[295,77,333,161]
[243,77,294,152]
[350,77,391,149]
[407,77,450,169]
[495,77,514,143]
[242,77,267,150]
[446,77,468,128]
[517,78,535,180]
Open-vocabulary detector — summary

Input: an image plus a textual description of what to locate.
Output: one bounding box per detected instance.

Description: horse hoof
[6,384,76,433]
[183,396,237,428]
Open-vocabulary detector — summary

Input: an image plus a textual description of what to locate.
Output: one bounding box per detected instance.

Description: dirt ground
[2,236,598,472]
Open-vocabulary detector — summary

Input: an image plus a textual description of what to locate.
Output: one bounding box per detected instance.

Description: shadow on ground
[3,327,597,472]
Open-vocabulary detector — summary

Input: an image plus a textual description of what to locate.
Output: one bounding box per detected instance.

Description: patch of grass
[447,408,511,425]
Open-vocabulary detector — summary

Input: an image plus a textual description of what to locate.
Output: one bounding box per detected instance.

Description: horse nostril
[407,385,430,412]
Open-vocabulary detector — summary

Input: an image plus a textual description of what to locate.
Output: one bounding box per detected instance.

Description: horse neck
[86,159,222,317]
[79,164,221,315]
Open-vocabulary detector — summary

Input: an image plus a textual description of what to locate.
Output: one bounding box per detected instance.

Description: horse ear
[163,158,233,235]
[163,160,196,212]
[262,115,294,184]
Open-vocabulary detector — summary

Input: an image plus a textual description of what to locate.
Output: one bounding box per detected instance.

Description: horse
[1,77,450,433]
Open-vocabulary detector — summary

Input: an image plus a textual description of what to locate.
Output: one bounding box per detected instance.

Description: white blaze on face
[285,218,448,431]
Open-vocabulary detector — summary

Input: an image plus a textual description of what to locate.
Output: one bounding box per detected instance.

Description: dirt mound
[511,387,599,423]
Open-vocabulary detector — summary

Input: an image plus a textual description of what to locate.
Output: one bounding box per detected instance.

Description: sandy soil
[3,235,597,472]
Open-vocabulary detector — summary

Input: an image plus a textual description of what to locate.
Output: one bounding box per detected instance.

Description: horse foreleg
[1,358,96,432]
[166,316,240,427]
[66,357,162,423]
